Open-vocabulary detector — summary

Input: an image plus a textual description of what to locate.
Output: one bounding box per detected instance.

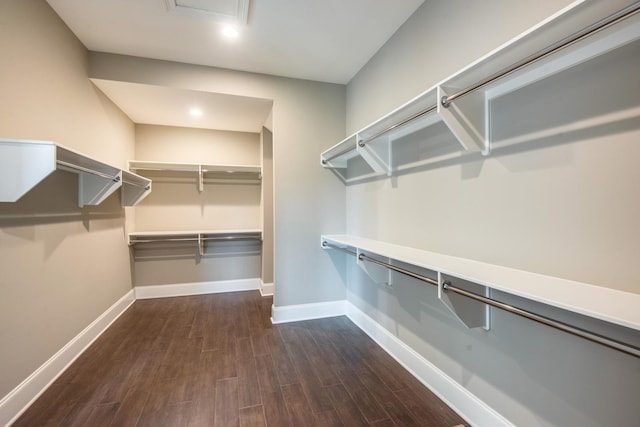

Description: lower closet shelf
[321,234,640,357]
[129,229,263,257]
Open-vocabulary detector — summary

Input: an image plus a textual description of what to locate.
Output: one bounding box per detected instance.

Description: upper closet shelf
[129,160,262,192]
[321,1,640,181]
[0,139,151,207]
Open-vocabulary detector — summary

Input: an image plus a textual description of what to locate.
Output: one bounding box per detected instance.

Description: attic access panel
[164,0,249,23]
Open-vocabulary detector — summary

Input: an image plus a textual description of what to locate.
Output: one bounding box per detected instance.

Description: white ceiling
[46,0,425,132]
[91,79,273,133]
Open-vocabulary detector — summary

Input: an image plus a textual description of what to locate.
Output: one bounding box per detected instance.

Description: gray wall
[261,127,275,285]
[343,0,640,426]
[0,0,135,399]
[134,124,261,166]
[89,53,347,306]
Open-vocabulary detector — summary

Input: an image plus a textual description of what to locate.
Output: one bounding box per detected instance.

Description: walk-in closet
[1,1,639,426]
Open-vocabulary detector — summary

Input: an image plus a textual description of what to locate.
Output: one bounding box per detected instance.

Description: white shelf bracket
[356,134,392,176]
[198,164,204,193]
[0,141,57,202]
[357,249,393,288]
[121,181,151,207]
[78,170,122,207]
[437,86,488,155]
[197,233,205,257]
[438,273,490,330]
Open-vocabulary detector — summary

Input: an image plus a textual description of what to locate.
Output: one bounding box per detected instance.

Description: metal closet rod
[322,144,358,165]
[322,2,640,165]
[122,179,151,190]
[323,241,439,287]
[322,241,640,359]
[57,160,120,182]
[57,160,150,190]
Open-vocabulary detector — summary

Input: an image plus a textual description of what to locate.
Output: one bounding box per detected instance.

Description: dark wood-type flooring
[14,291,468,426]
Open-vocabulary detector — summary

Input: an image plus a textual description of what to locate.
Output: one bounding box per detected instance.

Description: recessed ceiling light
[189,107,203,117]
[221,26,239,39]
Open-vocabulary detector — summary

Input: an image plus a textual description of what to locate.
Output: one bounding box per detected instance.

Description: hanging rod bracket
[439,279,491,330]
[357,251,393,288]
[440,95,450,109]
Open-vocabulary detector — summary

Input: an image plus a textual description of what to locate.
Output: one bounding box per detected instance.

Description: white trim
[0,290,135,427]
[270,300,347,324]
[134,278,261,299]
[259,281,274,296]
[346,303,512,427]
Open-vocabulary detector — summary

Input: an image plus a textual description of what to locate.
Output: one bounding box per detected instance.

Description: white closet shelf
[129,160,262,175]
[129,229,263,256]
[129,160,262,192]
[321,1,640,181]
[0,139,151,207]
[321,234,640,333]
[129,229,263,239]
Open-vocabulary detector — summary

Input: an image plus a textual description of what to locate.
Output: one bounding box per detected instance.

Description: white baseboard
[345,303,512,427]
[260,281,274,296]
[134,278,261,299]
[0,290,135,427]
[271,300,346,324]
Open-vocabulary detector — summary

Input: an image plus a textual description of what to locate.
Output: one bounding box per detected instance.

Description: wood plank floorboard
[13,291,469,427]
[239,405,266,427]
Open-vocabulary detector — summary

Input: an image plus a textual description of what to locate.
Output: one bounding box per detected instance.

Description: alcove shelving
[321,1,640,182]
[128,159,263,260]
[0,139,151,206]
[129,160,261,192]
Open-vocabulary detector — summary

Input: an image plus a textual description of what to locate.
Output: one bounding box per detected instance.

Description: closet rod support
[442,281,640,358]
